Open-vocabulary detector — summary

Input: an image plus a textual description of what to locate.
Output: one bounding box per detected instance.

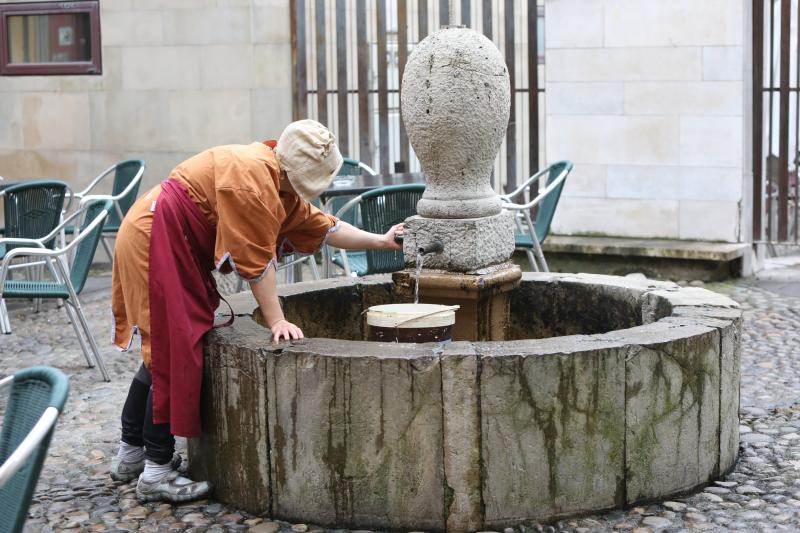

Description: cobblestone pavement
[1,265,800,533]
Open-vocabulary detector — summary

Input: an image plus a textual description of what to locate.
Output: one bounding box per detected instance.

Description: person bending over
[110,120,403,502]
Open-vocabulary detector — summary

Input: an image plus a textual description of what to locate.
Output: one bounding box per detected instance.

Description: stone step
[537,235,752,281]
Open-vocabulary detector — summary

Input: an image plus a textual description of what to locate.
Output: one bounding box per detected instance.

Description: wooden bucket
[366,304,459,343]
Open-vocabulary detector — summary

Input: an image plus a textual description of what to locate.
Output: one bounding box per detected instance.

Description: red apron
[148,178,222,437]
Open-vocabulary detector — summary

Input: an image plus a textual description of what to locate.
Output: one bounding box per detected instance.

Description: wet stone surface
[0,269,799,532]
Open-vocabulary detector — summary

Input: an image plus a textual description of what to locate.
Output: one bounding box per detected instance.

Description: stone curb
[190,273,742,532]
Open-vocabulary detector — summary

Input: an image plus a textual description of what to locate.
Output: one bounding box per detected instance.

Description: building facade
[0,0,293,193]
[1,0,788,248]
[546,0,750,244]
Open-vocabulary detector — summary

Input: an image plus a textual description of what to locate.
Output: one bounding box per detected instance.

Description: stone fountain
[188,7,742,532]
[396,9,520,341]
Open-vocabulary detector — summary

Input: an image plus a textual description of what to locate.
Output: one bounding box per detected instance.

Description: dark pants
[121,364,175,465]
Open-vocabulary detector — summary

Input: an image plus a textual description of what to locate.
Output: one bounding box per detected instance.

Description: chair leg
[63,299,95,369]
[525,248,539,272]
[321,246,331,278]
[33,263,44,313]
[100,236,114,264]
[531,234,549,273]
[0,298,11,334]
[339,249,353,277]
[307,255,320,281]
[66,291,111,382]
[292,261,303,283]
[284,264,295,284]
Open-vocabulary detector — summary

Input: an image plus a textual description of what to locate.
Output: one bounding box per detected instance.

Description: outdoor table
[320,171,424,201]
[319,172,425,278]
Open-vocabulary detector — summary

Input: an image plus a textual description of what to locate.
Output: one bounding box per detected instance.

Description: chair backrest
[70,200,113,294]
[338,158,363,176]
[533,161,572,243]
[0,367,69,533]
[106,160,145,230]
[2,181,67,252]
[358,184,425,274]
[330,157,375,226]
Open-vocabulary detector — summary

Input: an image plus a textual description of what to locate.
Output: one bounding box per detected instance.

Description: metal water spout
[394,235,443,256]
[418,240,444,256]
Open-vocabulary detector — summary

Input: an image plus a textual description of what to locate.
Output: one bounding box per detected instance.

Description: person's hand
[383,223,405,250]
[270,319,304,342]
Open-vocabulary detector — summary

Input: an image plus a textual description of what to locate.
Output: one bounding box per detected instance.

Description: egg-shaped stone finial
[401,27,511,219]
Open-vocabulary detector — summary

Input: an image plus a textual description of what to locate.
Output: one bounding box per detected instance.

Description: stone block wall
[190,273,743,531]
[545,0,748,243]
[0,0,292,193]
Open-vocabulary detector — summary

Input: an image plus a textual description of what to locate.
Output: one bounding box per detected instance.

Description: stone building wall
[545,0,748,243]
[0,0,292,193]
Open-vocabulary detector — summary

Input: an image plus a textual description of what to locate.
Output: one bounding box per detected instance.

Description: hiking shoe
[135,470,211,503]
[110,452,182,483]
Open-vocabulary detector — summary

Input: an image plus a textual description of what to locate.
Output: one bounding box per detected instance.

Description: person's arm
[249,221,403,342]
[249,267,303,341]
[326,221,404,251]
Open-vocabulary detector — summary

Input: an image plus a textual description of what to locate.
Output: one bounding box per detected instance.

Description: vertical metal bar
[795,0,800,241]
[336,0,349,155]
[356,0,372,166]
[753,0,764,241]
[315,0,328,126]
[418,0,429,39]
[482,0,492,39]
[398,0,410,169]
[291,0,308,120]
[377,0,390,174]
[527,0,539,182]
[461,0,471,26]
[440,0,449,26]
[778,0,791,240]
[767,0,776,240]
[504,0,516,194]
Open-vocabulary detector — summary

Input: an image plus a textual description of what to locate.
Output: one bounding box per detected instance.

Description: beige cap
[274,119,344,201]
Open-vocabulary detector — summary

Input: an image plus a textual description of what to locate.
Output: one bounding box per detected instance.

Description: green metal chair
[315,157,377,280]
[0,366,69,533]
[0,180,71,325]
[339,157,376,177]
[66,160,145,262]
[325,157,377,226]
[0,180,69,257]
[331,184,425,276]
[0,200,113,381]
[500,161,573,272]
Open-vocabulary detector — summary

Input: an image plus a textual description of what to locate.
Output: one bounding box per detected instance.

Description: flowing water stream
[414,252,424,304]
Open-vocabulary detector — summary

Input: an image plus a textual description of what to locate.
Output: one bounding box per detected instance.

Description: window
[0,1,101,76]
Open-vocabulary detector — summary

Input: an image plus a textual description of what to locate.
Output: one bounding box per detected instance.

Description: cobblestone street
[2,264,800,533]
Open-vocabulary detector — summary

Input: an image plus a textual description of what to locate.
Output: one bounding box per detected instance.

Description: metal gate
[753,0,800,242]
[290,0,545,193]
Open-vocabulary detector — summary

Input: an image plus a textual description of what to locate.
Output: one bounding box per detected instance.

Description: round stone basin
[188,272,741,532]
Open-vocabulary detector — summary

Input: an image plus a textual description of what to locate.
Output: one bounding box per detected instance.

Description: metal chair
[66,160,145,262]
[319,157,378,278]
[324,157,377,225]
[500,161,573,272]
[339,157,377,177]
[0,180,71,324]
[331,184,426,276]
[0,200,113,381]
[0,366,69,533]
[0,180,69,255]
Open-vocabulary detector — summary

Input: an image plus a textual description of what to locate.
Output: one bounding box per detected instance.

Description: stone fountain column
[396,8,521,341]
